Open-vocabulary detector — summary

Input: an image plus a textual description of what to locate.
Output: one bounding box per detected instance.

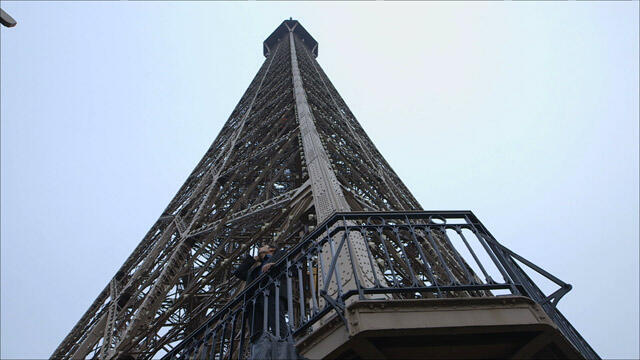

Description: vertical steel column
[288,27,385,310]
[288,26,349,222]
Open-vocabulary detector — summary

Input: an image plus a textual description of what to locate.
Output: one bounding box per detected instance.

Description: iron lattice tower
[52,20,598,360]
[52,20,420,360]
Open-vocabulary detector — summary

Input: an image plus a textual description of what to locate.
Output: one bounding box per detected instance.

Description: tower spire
[264,19,318,58]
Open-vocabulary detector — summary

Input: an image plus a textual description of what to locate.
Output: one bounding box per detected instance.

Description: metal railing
[160,211,598,360]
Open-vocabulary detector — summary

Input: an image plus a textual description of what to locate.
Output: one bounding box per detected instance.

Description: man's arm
[232,254,257,281]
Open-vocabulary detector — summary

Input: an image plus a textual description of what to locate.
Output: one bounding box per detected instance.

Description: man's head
[257,244,276,260]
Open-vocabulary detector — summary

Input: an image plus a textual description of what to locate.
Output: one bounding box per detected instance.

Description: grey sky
[1,2,638,359]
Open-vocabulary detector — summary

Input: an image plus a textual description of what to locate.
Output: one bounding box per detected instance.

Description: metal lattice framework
[51,19,598,360]
[51,20,433,360]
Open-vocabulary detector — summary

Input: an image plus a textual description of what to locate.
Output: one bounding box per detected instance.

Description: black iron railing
[160,211,598,360]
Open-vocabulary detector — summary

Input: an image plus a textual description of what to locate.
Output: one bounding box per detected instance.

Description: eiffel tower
[52,20,598,360]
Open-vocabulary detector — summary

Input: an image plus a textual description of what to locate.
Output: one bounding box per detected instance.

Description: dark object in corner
[1,9,17,28]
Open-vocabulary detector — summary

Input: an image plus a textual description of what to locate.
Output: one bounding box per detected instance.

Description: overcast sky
[1,2,638,359]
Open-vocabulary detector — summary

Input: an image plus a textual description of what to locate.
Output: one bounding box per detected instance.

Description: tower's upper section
[263,19,318,58]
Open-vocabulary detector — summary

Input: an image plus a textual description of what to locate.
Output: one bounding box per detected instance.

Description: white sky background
[1,2,638,358]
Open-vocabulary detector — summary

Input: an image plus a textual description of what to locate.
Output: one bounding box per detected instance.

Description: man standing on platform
[232,243,299,360]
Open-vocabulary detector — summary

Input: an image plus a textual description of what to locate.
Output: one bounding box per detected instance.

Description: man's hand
[261,263,275,273]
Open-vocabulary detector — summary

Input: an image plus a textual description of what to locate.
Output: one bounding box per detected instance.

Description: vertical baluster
[200,329,211,360]
[217,319,227,360]
[198,328,210,360]
[360,227,381,288]
[227,312,237,359]
[185,341,195,360]
[376,227,400,287]
[180,343,188,360]
[249,297,257,350]
[274,278,281,338]
[262,288,269,335]
[391,227,419,287]
[194,340,204,360]
[286,260,294,331]
[296,262,306,322]
[466,220,515,286]
[326,227,345,297]
[480,233,521,295]
[307,253,319,314]
[406,221,441,297]
[440,226,475,285]
[455,226,493,284]
[424,227,457,285]
[343,221,365,299]
[208,328,218,360]
[316,242,327,297]
[236,296,247,360]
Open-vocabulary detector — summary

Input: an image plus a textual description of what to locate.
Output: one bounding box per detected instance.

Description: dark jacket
[232,250,289,341]
[233,250,287,288]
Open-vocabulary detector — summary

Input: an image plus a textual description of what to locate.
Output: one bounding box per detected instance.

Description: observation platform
[297,297,581,359]
[160,211,598,360]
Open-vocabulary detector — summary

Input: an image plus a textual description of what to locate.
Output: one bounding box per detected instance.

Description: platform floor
[296,296,581,359]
